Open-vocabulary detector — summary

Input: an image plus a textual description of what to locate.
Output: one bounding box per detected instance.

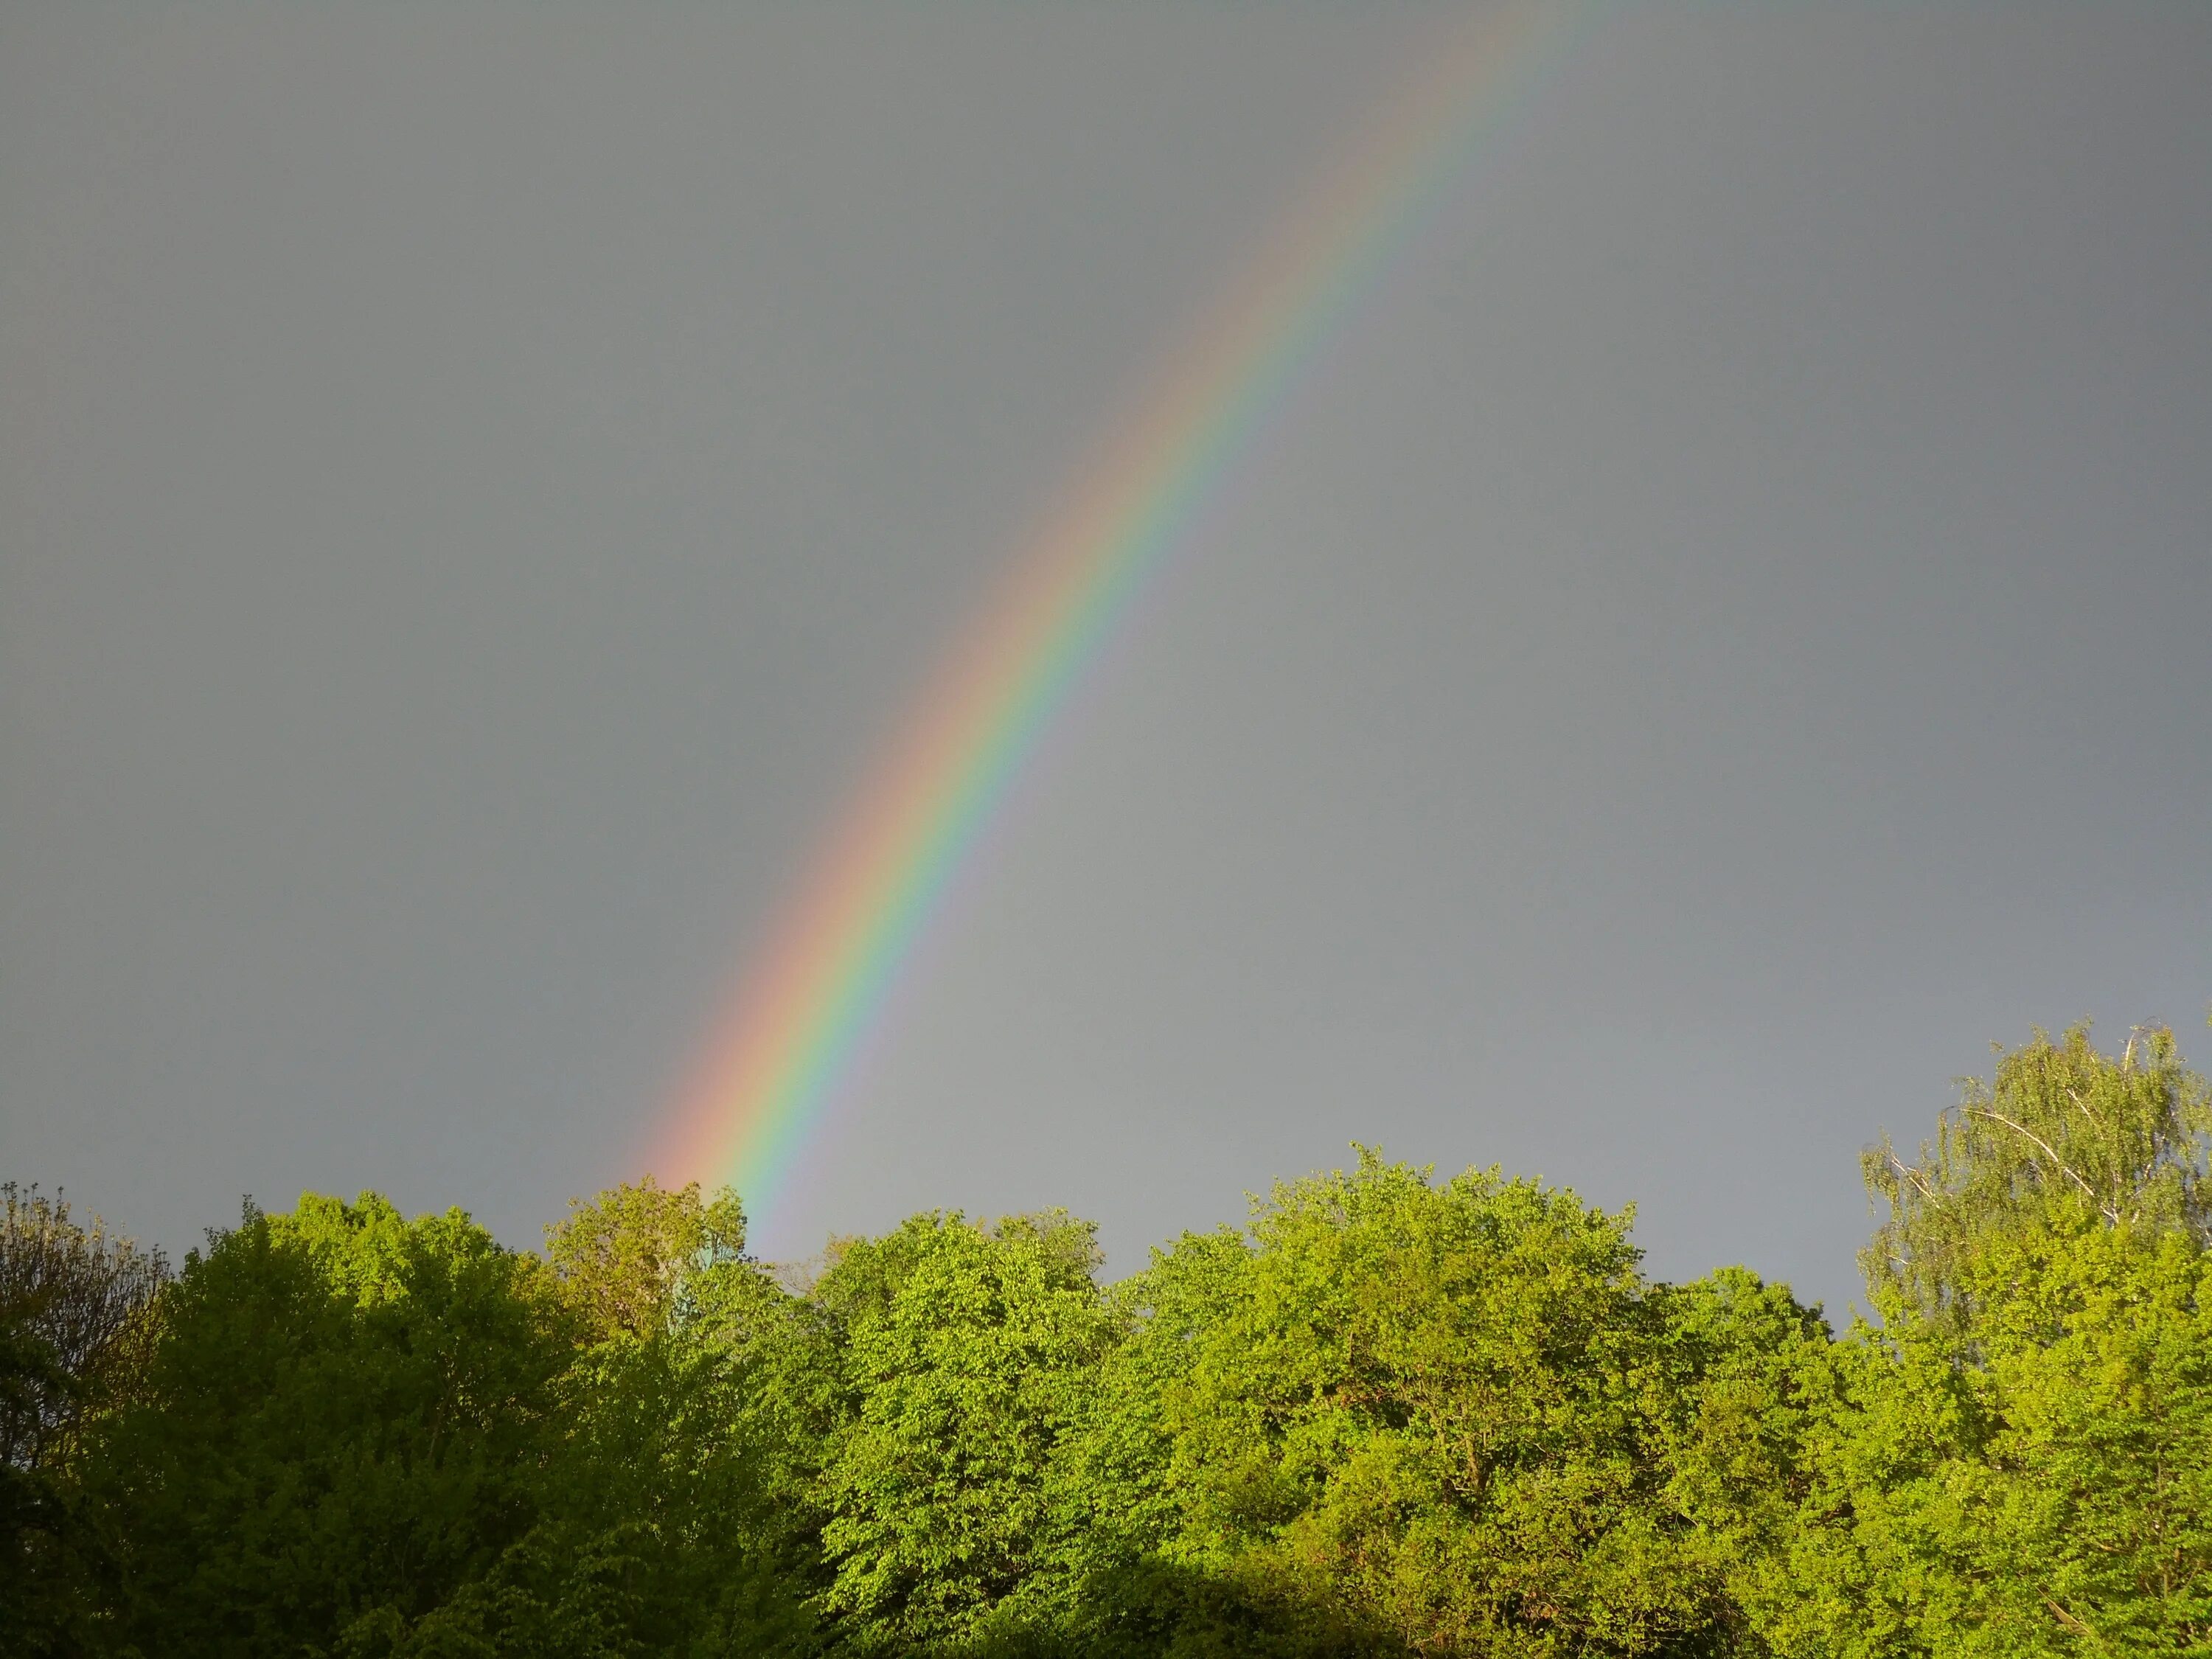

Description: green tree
[790,1208,1119,1652]
[1770,1023,2212,1658]
[72,1193,577,1657]
[1643,1265,1835,1658]
[543,1175,749,1342]
[1862,1023,2211,1334]
[1,1184,167,1654]
[354,1178,820,1658]
[1057,1150,1776,1659]
[20,1011,2208,1658]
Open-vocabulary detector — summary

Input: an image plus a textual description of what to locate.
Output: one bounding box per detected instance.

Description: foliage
[1043,1152,1804,1658]
[1862,1023,2211,1333]
[0,1184,169,1473]
[801,1208,1119,1652]
[0,1185,168,1653]
[544,1175,749,1342]
[7,1015,2209,1658]
[1773,1022,2212,1658]
[69,1194,576,1655]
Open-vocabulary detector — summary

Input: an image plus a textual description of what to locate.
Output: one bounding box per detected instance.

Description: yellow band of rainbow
[655,2,1588,1225]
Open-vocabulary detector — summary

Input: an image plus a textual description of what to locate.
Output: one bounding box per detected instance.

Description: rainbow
[657,1,1586,1228]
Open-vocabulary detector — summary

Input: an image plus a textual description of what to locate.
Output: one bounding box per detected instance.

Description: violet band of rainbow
[654,1,1590,1225]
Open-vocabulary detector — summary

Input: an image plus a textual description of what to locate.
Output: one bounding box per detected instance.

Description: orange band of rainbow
[654,2,1587,1226]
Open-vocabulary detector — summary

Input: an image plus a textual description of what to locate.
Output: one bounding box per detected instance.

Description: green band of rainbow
[656,2,1586,1226]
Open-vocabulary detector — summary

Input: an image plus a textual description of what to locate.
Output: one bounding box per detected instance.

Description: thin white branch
[1885,1150,1941,1205]
[1964,1108,2120,1224]
[2065,1088,2102,1130]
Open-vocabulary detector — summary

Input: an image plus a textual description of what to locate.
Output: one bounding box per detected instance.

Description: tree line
[4,1020,2208,1657]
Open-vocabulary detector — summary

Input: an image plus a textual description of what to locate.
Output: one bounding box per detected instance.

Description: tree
[15,1011,2208,1657]
[1643,1266,1835,1658]
[1862,1023,2211,1334]
[1059,1150,1768,1658]
[544,1175,749,1342]
[0,1184,167,1474]
[72,1193,577,1656]
[793,1208,1119,1652]
[1,1184,167,1654]
[397,1177,821,1658]
[1773,1023,2212,1658]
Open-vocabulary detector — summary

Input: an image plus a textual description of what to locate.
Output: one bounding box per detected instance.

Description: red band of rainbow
[654,2,1587,1229]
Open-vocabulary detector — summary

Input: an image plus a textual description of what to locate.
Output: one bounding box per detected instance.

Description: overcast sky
[4,1,2208,1317]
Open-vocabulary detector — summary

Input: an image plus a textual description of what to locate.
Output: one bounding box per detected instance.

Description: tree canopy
[5,1018,2208,1657]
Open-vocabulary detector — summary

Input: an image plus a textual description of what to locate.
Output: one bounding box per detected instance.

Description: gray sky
[4,1,2208,1318]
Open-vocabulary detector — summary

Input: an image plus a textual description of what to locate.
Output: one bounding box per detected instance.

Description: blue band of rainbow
[655,2,1587,1227]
